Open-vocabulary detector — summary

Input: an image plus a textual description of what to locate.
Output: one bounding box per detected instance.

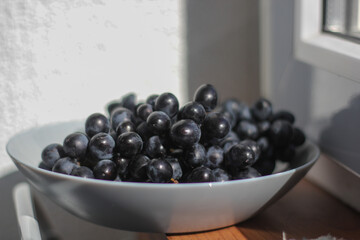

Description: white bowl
[6,121,320,233]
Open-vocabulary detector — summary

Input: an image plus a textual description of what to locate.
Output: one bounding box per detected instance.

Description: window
[323,0,360,43]
[294,0,360,82]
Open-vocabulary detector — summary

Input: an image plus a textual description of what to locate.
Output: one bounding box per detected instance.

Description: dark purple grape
[219,131,240,147]
[225,143,255,169]
[204,146,224,169]
[136,121,154,141]
[93,159,117,180]
[113,153,130,180]
[136,103,153,121]
[170,119,201,148]
[144,135,166,158]
[212,168,231,182]
[239,139,261,162]
[183,143,206,168]
[146,111,171,135]
[128,154,150,181]
[110,107,134,130]
[252,156,276,176]
[71,166,94,178]
[116,132,143,158]
[269,120,294,147]
[187,166,215,183]
[221,99,242,122]
[121,93,136,112]
[271,110,295,124]
[193,84,217,112]
[116,120,135,136]
[63,132,89,160]
[165,157,183,180]
[38,161,52,171]
[41,143,65,169]
[236,120,259,140]
[202,112,230,139]
[251,98,272,121]
[106,101,122,116]
[257,121,271,136]
[276,144,296,162]
[88,133,115,160]
[147,158,173,183]
[238,103,253,121]
[223,141,238,153]
[154,92,179,118]
[146,94,159,108]
[232,167,261,180]
[85,113,110,138]
[291,127,306,146]
[52,157,77,175]
[179,101,206,124]
[257,137,270,152]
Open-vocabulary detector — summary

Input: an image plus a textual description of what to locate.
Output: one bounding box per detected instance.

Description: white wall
[0,0,184,176]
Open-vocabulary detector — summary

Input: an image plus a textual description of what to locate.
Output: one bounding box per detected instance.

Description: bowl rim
[6,121,320,190]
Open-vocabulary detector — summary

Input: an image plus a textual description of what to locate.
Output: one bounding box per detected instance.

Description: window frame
[294,0,360,83]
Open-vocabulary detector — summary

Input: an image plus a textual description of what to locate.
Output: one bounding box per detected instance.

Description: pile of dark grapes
[39,84,306,183]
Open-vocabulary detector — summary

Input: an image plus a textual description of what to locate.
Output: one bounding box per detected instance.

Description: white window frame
[294,0,360,82]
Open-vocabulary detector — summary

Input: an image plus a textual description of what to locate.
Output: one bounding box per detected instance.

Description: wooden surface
[167,179,360,240]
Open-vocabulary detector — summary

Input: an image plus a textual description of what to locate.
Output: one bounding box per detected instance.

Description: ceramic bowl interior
[6,121,320,233]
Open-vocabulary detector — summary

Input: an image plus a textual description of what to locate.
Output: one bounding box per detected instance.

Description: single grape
[239,139,261,162]
[93,159,117,180]
[128,154,150,181]
[85,113,110,138]
[52,157,77,175]
[41,143,65,169]
[165,157,183,180]
[291,127,306,146]
[232,167,261,180]
[193,84,217,112]
[116,120,135,136]
[63,132,89,160]
[146,94,159,108]
[204,145,224,169]
[121,93,137,112]
[113,153,130,180]
[179,101,206,124]
[116,132,143,158]
[154,92,179,118]
[236,120,259,140]
[170,119,201,148]
[225,143,255,169]
[183,143,206,168]
[251,98,273,121]
[144,135,167,158]
[136,103,153,121]
[146,111,171,135]
[269,120,294,147]
[71,166,94,178]
[202,112,230,139]
[88,132,115,160]
[271,110,295,124]
[147,158,173,183]
[212,168,231,182]
[187,166,215,183]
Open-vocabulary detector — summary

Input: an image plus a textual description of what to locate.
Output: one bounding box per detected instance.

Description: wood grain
[167,226,247,240]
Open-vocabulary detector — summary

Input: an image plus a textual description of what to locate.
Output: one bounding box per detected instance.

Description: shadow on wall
[184,0,259,104]
[319,94,360,174]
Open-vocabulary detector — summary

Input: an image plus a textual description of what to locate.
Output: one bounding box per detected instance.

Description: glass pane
[323,0,360,43]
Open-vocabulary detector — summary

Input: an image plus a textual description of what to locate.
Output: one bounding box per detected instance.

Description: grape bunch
[39,84,306,183]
